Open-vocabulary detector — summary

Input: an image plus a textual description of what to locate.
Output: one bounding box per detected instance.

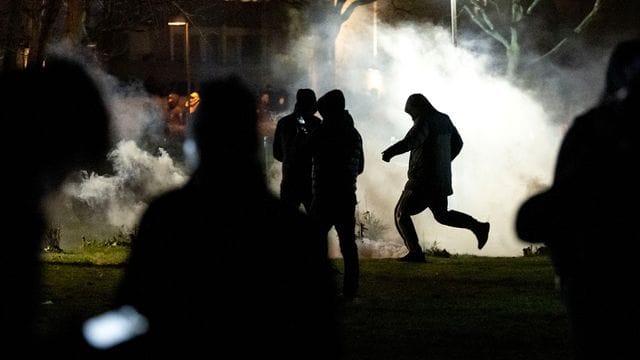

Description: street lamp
[168,17,191,114]
[451,0,457,47]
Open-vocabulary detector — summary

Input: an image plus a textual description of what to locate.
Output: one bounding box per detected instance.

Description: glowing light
[167,19,191,109]
[83,306,149,349]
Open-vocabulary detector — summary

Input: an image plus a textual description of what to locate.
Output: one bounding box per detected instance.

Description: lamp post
[168,18,191,114]
[451,0,457,47]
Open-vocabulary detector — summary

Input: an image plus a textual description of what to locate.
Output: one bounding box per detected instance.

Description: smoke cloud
[44,43,188,248]
[282,8,606,257]
[45,9,611,256]
[47,140,188,249]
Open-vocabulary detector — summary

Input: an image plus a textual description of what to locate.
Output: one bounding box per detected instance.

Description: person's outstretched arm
[382,120,429,162]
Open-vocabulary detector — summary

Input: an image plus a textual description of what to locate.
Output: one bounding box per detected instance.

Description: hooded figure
[516,39,640,360]
[116,76,337,359]
[308,89,364,299]
[382,93,489,263]
[273,88,321,213]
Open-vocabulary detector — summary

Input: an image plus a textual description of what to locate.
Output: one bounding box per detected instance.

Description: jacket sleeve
[383,120,429,157]
[356,131,364,175]
[450,124,463,160]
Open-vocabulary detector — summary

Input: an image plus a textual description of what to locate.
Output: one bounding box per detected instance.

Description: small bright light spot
[83,305,149,350]
[183,138,199,172]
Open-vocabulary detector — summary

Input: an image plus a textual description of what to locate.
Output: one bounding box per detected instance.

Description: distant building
[104,1,292,94]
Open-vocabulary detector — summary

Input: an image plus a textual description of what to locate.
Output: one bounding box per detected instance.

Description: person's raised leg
[430,196,490,250]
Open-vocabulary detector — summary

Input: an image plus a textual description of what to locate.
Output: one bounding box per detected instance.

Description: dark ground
[37,256,570,359]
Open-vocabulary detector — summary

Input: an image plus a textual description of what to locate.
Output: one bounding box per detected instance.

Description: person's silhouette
[0,58,111,357]
[308,89,364,300]
[382,94,489,263]
[114,76,337,358]
[273,88,321,213]
[516,39,640,360]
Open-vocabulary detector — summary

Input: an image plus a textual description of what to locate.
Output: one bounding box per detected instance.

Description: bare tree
[3,0,65,70]
[64,0,87,45]
[461,0,601,77]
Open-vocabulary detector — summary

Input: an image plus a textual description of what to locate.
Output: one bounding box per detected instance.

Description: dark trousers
[280,183,312,214]
[394,188,478,254]
[311,200,359,298]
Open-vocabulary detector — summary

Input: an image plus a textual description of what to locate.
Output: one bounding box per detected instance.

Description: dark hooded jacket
[273,89,321,189]
[309,90,364,206]
[384,96,462,196]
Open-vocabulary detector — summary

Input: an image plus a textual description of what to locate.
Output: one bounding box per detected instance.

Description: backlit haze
[48,7,612,257]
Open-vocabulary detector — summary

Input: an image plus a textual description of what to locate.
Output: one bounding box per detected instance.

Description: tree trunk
[27,0,63,69]
[309,19,339,90]
[506,27,520,78]
[65,0,87,45]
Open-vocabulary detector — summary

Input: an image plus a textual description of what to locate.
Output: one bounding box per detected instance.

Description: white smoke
[66,141,187,225]
[48,40,167,145]
[285,10,597,257]
[97,76,166,144]
[44,13,607,256]
[49,140,188,248]
[42,42,191,249]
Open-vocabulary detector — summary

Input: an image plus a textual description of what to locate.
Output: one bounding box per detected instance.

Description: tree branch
[575,0,601,33]
[526,0,543,15]
[341,0,375,23]
[531,0,601,64]
[511,0,523,23]
[336,0,347,12]
[463,4,509,47]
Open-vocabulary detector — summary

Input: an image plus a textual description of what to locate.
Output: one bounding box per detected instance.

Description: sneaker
[474,222,490,250]
[397,252,427,263]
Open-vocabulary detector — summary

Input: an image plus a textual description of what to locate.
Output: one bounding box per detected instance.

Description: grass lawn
[338,256,570,360]
[37,251,570,359]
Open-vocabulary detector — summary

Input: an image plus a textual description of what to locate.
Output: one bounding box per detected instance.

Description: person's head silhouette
[404,93,436,119]
[317,89,347,125]
[188,76,262,181]
[294,88,317,116]
[3,58,110,192]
